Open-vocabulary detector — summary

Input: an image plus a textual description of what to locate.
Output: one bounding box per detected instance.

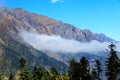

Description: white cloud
[19,30,112,55]
[51,0,63,3]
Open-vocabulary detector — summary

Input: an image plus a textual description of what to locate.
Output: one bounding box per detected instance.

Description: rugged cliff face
[0,8,68,75]
[0,7,116,43]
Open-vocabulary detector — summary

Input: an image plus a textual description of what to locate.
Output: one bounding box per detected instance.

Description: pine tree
[96,60,102,80]
[106,44,120,80]
[18,57,26,80]
[68,59,81,80]
[32,67,38,80]
[51,67,58,76]
[8,73,14,80]
[21,64,31,80]
[44,71,51,80]
[91,60,102,80]
[50,67,59,80]
[32,66,44,80]
[91,69,97,80]
[80,56,91,80]
[19,58,26,74]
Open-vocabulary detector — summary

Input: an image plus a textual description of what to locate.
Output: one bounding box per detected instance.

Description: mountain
[0,9,68,75]
[0,7,119,76]
[0,7,116,43]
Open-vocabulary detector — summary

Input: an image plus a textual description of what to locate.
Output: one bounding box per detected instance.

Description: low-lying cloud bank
[19,30,114,54]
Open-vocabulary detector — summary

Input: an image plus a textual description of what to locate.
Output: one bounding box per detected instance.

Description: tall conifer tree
[80,56,91,80]
[68,59,81,80]
[106,44,120,80]
[96,60,102,80]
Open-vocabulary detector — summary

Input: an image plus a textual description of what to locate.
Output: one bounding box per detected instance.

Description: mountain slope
[0,7,116,43]
[0,12,68,75]
[0,7,119,76]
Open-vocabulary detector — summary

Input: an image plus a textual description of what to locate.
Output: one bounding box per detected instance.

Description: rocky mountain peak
[0,7,117,43]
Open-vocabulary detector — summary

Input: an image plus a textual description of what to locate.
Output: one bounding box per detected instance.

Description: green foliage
[21,64,31,80]
[0,72,8,80]
[80,56,91,80]
[96,60,102,80]
[0,72,4,80]
[32,66,44,80]
[106,44,120,80]
[18,58,31,80]
[51,67,58,76]
[19,58,26,69]
[8,74,14,80]
[68,57,92,80]
[43,71,51,80]
[68,59,81,80]
[62,73,69,80]
[50,67,59,80]
[19,57,26,75]
[91,69,97,80]
[91,60,102,80]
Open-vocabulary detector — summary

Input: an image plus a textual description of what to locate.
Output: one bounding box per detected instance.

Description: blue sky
[0,0,120,41]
